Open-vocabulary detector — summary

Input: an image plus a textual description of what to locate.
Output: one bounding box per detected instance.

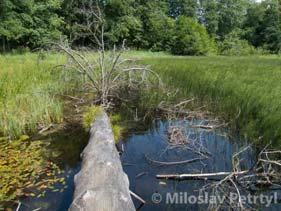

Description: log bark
[69,111,135,211]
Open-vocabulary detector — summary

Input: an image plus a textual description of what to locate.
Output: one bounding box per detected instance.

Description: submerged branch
[156,171,249,180]
[145,155,205,166]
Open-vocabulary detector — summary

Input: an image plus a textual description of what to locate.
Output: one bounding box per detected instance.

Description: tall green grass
[140,55,281,144]
[1,51,280,144]
[0,53,77,137]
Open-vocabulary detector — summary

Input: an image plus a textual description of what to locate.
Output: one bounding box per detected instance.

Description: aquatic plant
[0,136,64,202]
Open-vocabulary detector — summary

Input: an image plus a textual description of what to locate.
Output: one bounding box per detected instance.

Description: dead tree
[55,1,161,108]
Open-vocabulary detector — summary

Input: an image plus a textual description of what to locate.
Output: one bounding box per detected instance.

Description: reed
[0,53,78,138]
[140,55,281,144]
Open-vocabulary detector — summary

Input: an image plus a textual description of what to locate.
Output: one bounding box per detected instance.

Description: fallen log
[69,111,135,211]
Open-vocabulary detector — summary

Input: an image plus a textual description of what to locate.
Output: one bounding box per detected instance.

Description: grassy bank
[140,55,281,144]
[1,52,280,143]
[0,53,80,137]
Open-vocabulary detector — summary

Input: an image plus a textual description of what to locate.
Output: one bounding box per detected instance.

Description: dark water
[20,165,80,211]
[21,120,281,211]
[120,120,281,211]
[19,124,87,211]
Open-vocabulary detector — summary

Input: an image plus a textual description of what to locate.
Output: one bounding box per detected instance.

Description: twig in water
[136,172,148,179]
[145,154,205,166]
[16,202,21,211]
[156,171,249,180]
[129,190,146,204]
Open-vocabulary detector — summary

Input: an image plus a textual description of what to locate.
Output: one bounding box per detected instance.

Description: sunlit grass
[1,51,280,144]
[0,53,78,138]
[140,55,281,144]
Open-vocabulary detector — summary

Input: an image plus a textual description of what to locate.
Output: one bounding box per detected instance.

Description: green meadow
[0,53,77,138]
[141,55,281,144]
[0,52,280,144]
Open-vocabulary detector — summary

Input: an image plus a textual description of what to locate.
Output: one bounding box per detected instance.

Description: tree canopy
[0,0,280,54]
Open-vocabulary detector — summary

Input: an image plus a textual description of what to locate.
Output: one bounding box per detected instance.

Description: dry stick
[167,143,211,158]
[174,99,194,108]
[129,191,146,204]
[229,178,244,210]
[136,172,148,179]
[145,155,205,166]
[259,159,281,167]
[38,124,54,134]
[16,202,21,211]
[156,171,249,180]
[190,125,216,130]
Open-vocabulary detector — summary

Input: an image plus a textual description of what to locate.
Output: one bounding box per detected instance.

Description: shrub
[171,16,216,55]
[218,32,257,56]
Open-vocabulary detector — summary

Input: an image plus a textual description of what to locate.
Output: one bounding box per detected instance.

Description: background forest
[0,0,280,55]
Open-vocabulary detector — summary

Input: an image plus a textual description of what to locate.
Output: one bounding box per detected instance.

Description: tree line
[0,0,280,55]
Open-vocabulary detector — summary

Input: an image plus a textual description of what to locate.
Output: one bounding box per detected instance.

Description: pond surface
[20,119,281,211]
[18,124,88,211]
[120,120,281,211]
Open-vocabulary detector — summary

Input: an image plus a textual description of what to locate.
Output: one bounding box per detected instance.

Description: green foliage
[83,110,124,142]
[0,53,77,138]
[110,114,124,143]
[0,136,63,201]
[0,0,279,54]
[110,114,122,124]
[218,31,256,55]
[243,0,281,53]
[216,0,248,38]
[0,0,63,50]
[142,55,281,144]
[171,16,216,55]
[202,0,219,36]
[168,0,199,18]
[140,2,175,51]
[104,0,143,46]
[112,124,124,143]
[82,106,103,131]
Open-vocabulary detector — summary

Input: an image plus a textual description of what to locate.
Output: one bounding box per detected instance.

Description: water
[20,165,80,211]
[21,119,281,210]
[19,124,88,211]
[120,120,281,210]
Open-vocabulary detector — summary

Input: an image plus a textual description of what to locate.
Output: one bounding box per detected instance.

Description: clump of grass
[82,109,124,142]
[110,113,122,124]
[110,114,124,143]
[0,53,79,138]
[82,106,103,131]
[112,124,124,143]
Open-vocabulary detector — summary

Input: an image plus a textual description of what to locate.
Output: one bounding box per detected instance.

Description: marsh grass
[1,51,280,143]
[140,55,281,144]
[0,53,79,138]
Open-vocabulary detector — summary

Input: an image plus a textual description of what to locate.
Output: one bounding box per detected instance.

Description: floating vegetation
[0,136,64,203]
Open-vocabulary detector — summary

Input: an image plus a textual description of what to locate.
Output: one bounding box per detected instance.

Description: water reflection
[121,120,281,210]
